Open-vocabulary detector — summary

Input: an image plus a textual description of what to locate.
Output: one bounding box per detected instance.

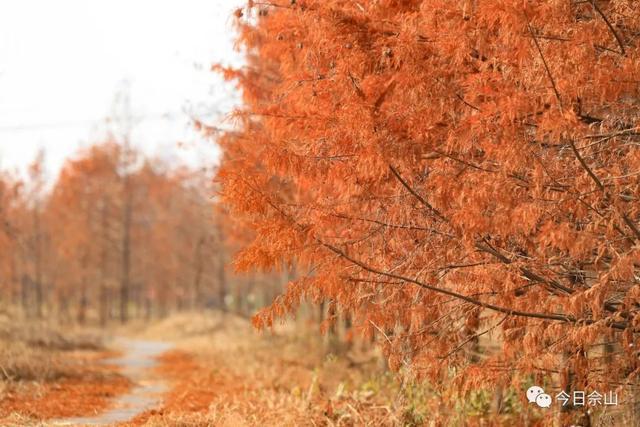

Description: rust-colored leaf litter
[150,351,218,412]
[128,349,244,425]
[0,351,131,421]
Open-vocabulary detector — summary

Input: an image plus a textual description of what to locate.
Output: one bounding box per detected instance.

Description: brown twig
[439,315,508,359]
[589,0,626,55]
[527,22,563,108]
[567,139,605,190]
[388,165,448,223]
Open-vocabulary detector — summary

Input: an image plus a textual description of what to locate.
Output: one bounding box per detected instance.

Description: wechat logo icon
[527,386,552,408]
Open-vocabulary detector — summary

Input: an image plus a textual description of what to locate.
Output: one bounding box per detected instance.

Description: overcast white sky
[0,0,244,179]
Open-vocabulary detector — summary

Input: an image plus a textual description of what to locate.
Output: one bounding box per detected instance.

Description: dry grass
[128,311,597,426]
[0,308,103,384]
[0,308,132,424]
[0,309,595,425]
[0,341,69,383]
[122,311,425,427]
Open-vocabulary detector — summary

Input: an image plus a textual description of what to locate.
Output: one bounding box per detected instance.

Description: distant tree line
[0,141,285,324]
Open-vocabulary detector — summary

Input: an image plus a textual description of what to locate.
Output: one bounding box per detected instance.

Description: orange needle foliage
[216,0,640,396]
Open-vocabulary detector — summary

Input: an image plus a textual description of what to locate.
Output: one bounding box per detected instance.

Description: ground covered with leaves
[126,312,405,426]
[0,309,131,426]
[0,309,599,426]
[123,311,548,426]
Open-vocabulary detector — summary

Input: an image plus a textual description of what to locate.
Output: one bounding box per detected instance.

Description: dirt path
[4,312,392,426]
[51,339,172,426]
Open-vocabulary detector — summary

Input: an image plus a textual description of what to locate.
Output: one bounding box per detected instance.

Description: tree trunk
[216,222,227,311]
[120,175,132,324]
[217,248,226,310]
[99,201,109,327]
[33,208,43,318]
[192,235,205,309]
[99,284,108,327]
[20,274,30,317]
[77,287,87,324]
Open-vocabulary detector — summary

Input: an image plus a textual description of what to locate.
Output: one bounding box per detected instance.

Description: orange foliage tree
[0,174,22,304]
[47,142,122,323]
[216,0,640,404]
[0,142,228,323]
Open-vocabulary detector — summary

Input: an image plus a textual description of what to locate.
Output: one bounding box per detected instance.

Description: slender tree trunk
[159,296,168,318]
[216,222,227,311]
[234,275,248,316]
[10,257,19,307]
[192,236,205,309]
[120,174,132,324]
[217,248,226,311]
[133,282,143,319]
[99,284,108,327]
[325,300,338,352]
[99,204,109,327]
[33,208,43,318]
[58,290,70,324]
[21,274,29,317]
[77,287,87,324]
[343,313,353,350]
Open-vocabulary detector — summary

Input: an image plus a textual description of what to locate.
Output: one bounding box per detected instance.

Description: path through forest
[52,339,172,426]
[2,311,408,426]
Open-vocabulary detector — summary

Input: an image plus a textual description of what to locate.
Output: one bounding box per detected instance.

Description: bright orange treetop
[216,0,640,395]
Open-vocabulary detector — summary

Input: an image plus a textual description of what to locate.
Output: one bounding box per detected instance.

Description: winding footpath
[51,339,172,426]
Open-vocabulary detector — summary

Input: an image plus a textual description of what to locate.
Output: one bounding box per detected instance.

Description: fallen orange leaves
[0,351,131,421]
[152,350,219,413]
[0,375,130,420]
[130,349,244,425]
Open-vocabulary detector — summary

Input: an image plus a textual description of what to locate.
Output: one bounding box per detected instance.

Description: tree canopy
[216,0,640,396]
